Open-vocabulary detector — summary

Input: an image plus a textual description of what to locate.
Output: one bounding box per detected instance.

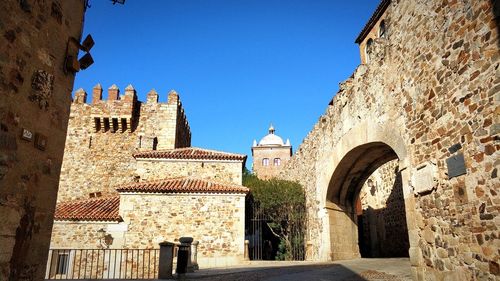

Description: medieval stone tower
[57,84,191,201]
[251,125,292,179]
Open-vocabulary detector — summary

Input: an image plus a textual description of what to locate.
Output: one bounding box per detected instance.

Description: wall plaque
[446,153,467,179]
[412,161,437,195]
[21,128,33,141]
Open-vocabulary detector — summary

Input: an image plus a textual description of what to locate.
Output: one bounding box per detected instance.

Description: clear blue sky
[75,1,379,170]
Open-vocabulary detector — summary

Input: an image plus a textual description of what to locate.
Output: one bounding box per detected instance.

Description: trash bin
[176,243,190,274]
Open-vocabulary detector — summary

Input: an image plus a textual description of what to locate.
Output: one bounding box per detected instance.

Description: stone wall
[119,193,246,268]
[280,0,498,280]
[136,160,243,185]
[57,87,191,202]
[50,222,117,249]
[0,1,85,280]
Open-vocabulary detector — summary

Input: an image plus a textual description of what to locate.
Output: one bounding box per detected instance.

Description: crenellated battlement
[71,84,192,140]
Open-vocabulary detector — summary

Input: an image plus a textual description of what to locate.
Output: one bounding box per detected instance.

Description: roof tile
[116,177,249,194]
[54,196,121,222]
[355,0,391,44]
[133,147,246,161]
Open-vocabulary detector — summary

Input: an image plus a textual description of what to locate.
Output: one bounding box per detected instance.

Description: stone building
[251,125,292,179]
[280,0,499,280]
[48,86,249,273]
[0,1,86,280]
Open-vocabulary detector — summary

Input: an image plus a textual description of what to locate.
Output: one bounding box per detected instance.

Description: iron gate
[246,203,306,261]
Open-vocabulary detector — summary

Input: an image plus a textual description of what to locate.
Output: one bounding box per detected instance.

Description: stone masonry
[281,1,499,280]
[136,159,243,184]
[57,86,191,201]
[0,1,85,280]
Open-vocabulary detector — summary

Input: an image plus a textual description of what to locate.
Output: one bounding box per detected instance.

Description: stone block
[409,247,424,266]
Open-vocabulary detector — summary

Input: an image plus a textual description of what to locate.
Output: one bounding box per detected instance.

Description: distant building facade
[251,125,292,179]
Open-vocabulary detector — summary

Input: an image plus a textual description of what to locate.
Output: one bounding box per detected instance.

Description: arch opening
[326,142,409,260]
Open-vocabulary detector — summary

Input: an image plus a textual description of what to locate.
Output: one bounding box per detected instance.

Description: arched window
[262,158,269,166]
[379,20,386,38]
[365,38,374,63]
[274,158,281,166]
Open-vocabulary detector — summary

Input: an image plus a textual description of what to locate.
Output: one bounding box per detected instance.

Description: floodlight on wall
[78,53,94,70]
[64,34,95,74]
[81,34,95,52]
[111,0,126,4]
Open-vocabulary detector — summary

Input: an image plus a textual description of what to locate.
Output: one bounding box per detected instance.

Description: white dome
[257,124,286,146]
[259,133,284,146]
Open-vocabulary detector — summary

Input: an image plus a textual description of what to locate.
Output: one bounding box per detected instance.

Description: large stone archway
[314,121,415,262]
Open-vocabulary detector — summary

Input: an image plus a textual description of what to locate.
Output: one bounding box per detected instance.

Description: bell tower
[251,124,292,179]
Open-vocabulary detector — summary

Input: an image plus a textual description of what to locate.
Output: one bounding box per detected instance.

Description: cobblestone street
[185,258,412,281]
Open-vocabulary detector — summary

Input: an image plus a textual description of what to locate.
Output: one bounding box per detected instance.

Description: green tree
[243,169,305,260]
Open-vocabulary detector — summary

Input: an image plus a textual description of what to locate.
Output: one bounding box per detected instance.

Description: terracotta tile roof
[116,177,249,194]
[133,147,247,161]
[355,0,391,44]
[54,196,121,222]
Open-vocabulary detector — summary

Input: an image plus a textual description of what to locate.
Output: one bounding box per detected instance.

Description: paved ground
[47,258,412,281]
[183,258,412,281]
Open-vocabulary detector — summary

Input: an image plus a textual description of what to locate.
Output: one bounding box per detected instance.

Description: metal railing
[45,249,160,279]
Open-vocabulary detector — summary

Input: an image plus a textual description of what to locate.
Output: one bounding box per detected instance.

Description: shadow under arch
[320,121,412,261]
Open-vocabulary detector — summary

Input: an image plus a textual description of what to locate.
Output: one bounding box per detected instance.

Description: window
[274,158,281,166]
[152,137,158,150]
[365,38,373,63]
[379,20,386,38]
[56,253,69,275]
[262,158,269,166]
[94,117,101,132]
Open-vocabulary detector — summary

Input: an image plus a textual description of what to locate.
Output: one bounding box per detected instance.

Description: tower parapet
[86,84,138,133]
[69,84,191,147]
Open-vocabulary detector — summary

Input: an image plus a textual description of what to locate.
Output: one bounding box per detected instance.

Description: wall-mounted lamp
[64,34,95,74]
[97,228,106,239]
[97,228,113,249]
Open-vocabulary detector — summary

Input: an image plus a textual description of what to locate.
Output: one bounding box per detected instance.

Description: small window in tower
[379,20,386,38]
[262,158,269,166]
[111,118,118,133]
[274,158,281,166]
[103,118,110,132]
[365,38,374,63]
[121,118,127,132]
[153,137,158,150]
[94,118,101,132]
